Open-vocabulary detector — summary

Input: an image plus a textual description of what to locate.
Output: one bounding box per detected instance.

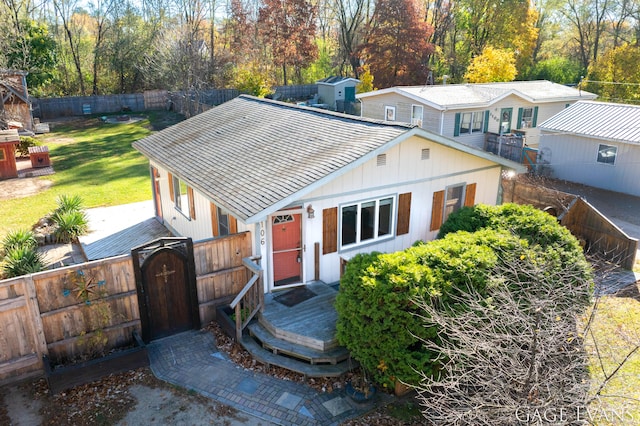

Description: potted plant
[345,369,377,402]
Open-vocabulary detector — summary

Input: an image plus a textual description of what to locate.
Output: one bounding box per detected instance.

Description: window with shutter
[323,207,338,254]
[430,190,444,231]
[168,172,174,201]
[396,193,411,235]
[431,182,476,231]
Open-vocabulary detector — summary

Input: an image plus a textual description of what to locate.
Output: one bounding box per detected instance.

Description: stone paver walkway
[148,330,387,426]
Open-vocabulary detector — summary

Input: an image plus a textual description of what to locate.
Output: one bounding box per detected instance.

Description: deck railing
[229,256,263,340]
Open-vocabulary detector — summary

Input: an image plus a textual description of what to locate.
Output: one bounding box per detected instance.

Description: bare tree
[413,251,638,425]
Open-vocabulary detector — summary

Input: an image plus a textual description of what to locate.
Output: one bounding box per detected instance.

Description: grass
[0,111,184,236]
[585,294,640,425]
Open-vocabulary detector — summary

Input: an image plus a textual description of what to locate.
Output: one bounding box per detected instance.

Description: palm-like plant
[2,246,44,278]
[53,210,89,243]
[1,229,37,254]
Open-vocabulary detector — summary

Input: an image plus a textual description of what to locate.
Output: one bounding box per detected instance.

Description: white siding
[539,132,640,197]
[298,135,502,284]
[150,161,249,242]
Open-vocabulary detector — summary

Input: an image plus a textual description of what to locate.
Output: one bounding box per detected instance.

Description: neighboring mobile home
[133,95,525,293]
[356,80,597,150]
[538,101,640,197]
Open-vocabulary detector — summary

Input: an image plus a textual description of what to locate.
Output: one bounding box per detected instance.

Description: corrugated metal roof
[358,80,597,109]
[133,96,411,222]
[539,101,640,144]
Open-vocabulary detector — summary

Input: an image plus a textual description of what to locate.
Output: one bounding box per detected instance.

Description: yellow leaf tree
[464,46,517,83]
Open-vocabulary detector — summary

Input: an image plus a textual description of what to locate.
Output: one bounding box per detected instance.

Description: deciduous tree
[464,46,517,82]
[258,0,318,85]
[358,0,434,88]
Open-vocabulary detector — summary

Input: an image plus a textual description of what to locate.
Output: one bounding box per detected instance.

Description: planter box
[216,305,238,340]
[44,331,149,394]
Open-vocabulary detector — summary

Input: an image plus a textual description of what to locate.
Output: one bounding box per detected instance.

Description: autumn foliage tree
[586,44,640,104]
[358,0,434,88]
[464,46,517,83]
[258,0,318,85]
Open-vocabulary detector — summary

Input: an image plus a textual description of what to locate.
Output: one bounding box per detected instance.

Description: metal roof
[357,80,597,110]
[539,101,640,144]
[316,76,360,85]
[133,95,524,223]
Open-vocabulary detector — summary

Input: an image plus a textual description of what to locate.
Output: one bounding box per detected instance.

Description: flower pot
[345,380,377,402]
[44,331,149,394]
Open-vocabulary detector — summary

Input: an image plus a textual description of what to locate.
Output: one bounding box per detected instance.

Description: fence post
[23,275,49,368]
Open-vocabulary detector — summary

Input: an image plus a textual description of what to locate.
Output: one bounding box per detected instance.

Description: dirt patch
[0,177,53,200]
[0,368,266,426]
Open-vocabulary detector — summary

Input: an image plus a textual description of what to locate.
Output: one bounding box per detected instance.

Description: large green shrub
[336,203,593,389]
[336,229,526,388]
[438,203,591,290]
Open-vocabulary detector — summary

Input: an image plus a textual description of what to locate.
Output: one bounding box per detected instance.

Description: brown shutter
[396,192,411,235]
[430,190,444,231]
[464,183,477,207]
[210,202,219,237]
[323,207,338,254]
[168,172,174,201]
[188,187,196,219]
[229,216,238,233]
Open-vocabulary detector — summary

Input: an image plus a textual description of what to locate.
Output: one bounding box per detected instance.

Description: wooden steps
[235,282,356,378]
[248,321,350,365]
[239,335,355,378]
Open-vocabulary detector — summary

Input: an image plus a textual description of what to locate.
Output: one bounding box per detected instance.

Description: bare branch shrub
[413,247,595,425]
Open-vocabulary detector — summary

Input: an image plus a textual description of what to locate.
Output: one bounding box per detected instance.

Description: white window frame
[521,108,534,128]
[411,105,423,126]
[385,106,396,121]
[340,195,396,250]
[172,175,192,218]
[596,144,617,165]
[443,183,466,223]
[459,111,484,135]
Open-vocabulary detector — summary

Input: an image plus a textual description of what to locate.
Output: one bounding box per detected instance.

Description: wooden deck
[259,282,340,351]
[79,200,171,260]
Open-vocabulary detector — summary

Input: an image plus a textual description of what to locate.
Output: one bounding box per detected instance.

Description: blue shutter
[454,113,461,136]
[483,110,489,132]
[532,106,539,127]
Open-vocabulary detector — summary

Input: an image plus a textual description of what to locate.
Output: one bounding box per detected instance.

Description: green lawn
[0,112,183,236]
[586,294,640,425]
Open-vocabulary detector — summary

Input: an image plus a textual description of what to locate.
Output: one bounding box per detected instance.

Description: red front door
[272,213,303,287]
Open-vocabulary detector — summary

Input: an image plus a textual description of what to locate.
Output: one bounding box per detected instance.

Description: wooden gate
[132,238,199,342]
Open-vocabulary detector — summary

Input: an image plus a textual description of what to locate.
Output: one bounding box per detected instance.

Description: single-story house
[1,70,33,132]
[356,80,597,150]
[538,100,640,197]
[133,95,525,293]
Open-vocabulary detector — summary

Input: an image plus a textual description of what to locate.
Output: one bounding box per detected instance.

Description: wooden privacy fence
[503,177,638,269]
[0,232,253,384]
[560,198,638,269]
